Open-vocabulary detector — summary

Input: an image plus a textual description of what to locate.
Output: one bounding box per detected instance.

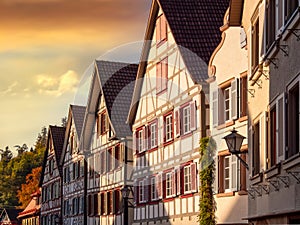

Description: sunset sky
[0,0,151,153]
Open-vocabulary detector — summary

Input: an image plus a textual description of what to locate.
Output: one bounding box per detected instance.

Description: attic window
[97,111,109,136]
[156,14,167,46]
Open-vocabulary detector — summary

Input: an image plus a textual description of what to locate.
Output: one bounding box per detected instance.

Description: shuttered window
[150,121,158,149]
[156,14,167,45]
[219,155,238,193]
[164,113,173,142]
[150,176,158,201]
[165,172,173,198]
[156,58,168,94]
[212,91,218,127]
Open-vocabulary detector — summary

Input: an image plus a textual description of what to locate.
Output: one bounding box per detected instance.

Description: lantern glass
[223,129,245,154]
[121,186,130,198]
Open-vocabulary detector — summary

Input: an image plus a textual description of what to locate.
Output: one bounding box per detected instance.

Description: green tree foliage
[0,127,47,208]
[198,137,217,225]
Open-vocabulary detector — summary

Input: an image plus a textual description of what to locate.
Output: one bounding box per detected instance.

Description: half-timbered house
[40,126,65,225]
[81,60,138,225]
[60,105,86,225]
[127,0,228,224]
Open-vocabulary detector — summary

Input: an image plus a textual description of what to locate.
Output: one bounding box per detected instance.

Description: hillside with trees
[0,127,47,209]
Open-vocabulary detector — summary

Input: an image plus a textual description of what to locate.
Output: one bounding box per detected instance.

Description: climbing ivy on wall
[198,137,217,225]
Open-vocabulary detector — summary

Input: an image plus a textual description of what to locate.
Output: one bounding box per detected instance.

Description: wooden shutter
[156,173,163,199]
[277,96,284,161]
[218,89,224,125]
[190,101,196,131]
[156,62,162,93]
[231,156,237,191]
[142,126,147,152]
[105,113,109,132]
[191,163,197,192]
[98,193,101,216]
[176,167,181,195]
[174,109,180,137]
[156,16,161,43]
[172,170,176,196]
[231,79,239,120]
[161,15,167,41]
[155,120,158,147]
[218,156,224,193]
[240,154,247,191]
[162,58,168,90]
[133,131,137,155]
[212,90,218,127]
[96,114,101,137]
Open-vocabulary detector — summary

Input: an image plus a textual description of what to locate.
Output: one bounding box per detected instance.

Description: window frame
[156,14,168,46]
[182,105,191,135]
[251,16,260,74]
[164,112,173,143]
[183,165,192,194]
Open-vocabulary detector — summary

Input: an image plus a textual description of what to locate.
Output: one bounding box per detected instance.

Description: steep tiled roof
[159,0,229,83]
[70,105,86,138]
[95,60,138,137]
[49,125,66,164]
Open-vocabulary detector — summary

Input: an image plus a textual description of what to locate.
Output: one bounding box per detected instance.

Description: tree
[198,137,217,225]
[17,167,42,209]
[14,144,28,156]
[0,146,13,164]
[61,116,67,127]
[35,126,47,149]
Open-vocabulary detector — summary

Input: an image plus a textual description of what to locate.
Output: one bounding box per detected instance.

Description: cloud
[37,70,79,97]
[0,81,19,96]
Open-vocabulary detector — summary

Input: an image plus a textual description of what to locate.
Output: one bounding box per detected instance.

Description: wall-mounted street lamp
[121,185,134,225]
[223,128,249,170]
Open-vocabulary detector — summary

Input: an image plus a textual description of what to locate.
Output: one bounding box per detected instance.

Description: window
[214,79,241,126]
[164,113,173,142]
[100,193,106,215]
[284,0,298,23]
[107,191,113,214]
[150,177,158,201]
[100,151,106,174]
[137,129,143,153]
[266,0,276,51]
[287,81,299,158]
[107,148,113,171]
[139,180,144,203]
[251,17,260,73]
[49,158,54,176]
[97,112,109,136]
[166,172,173,197]
[72,198,78,215]
[268,96,284,168]
[79,196,84,214]
[114,190,121,214]
[114,145,121,169]
[156,58,168,94]
[182,106,191,134]
[150,122,158,148]
[94,194,99,216]
[224,87,231,121]
[73,162,79,180]
[156,14,167,45]
[252,122,261,175]
[88,156,94,177]
[184,166,192,193]
[64,200,70,216]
